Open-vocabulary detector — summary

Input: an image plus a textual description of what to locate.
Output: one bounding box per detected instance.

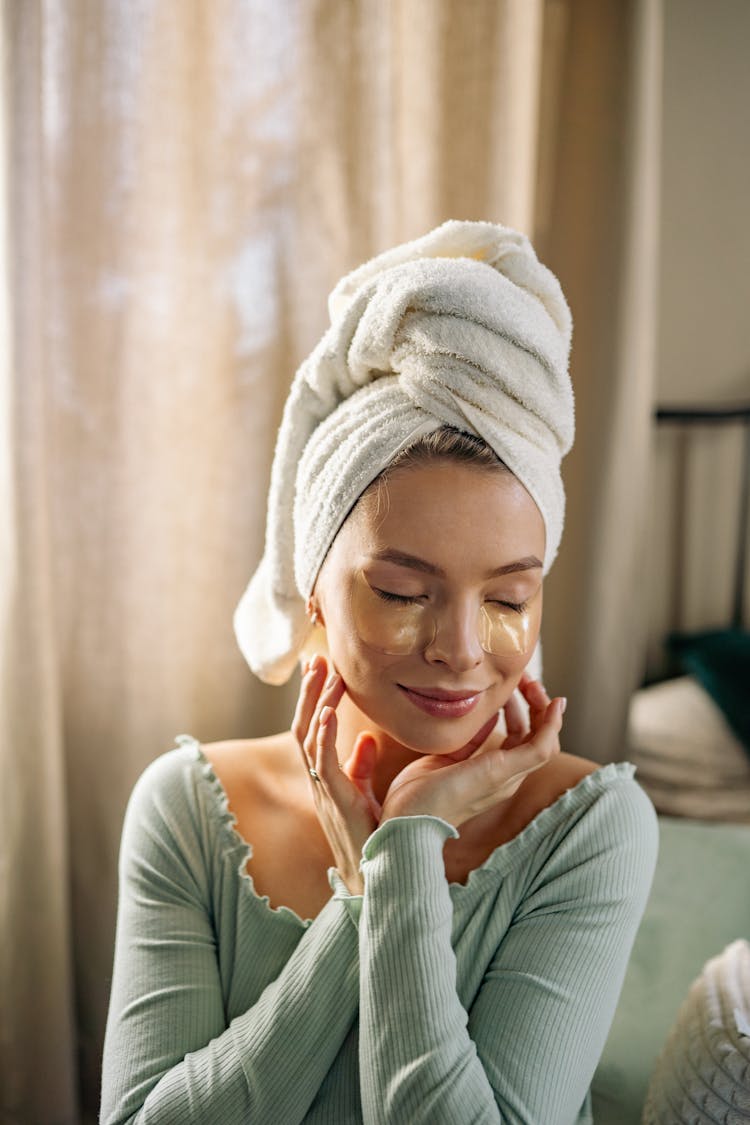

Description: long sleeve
[356,778,658,1125]
[100,751,360,1125]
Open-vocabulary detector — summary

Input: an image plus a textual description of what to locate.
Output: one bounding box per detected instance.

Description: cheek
[321,607,385,682]
[326,625,398,692]
[322,617,411,716]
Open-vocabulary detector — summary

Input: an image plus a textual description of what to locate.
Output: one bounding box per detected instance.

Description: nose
[423,598,484,672]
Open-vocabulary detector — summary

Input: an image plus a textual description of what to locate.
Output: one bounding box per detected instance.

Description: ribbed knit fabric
[100,736,658,1125]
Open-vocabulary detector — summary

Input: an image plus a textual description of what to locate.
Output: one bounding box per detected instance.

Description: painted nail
[559,697,567,715]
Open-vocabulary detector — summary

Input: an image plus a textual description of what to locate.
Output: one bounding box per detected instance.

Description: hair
[356,425,511,523]
[380,424,508,477]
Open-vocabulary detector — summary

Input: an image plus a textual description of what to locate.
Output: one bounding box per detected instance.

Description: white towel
[235,220,574,684]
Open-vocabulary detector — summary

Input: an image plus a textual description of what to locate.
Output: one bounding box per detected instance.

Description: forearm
[102,891,360,1125]
[357,817,502,1124]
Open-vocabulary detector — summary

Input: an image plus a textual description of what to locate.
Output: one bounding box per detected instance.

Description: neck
[334,693,422,806]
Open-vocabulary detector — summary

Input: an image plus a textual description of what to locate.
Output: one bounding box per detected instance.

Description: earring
[307,600,320,627]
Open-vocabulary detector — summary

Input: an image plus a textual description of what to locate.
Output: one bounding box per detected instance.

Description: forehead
[339,461,546,566]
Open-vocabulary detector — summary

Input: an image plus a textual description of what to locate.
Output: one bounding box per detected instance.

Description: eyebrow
[368,548,543,579]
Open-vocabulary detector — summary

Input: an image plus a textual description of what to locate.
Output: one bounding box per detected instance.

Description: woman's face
[313,460,546,756]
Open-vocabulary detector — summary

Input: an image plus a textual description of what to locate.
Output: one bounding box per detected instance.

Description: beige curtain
[538,0,663,764]
[0,2,658,1121]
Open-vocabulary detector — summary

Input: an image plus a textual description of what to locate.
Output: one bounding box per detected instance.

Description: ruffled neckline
[173,733,637,926]
[175,733,318,928]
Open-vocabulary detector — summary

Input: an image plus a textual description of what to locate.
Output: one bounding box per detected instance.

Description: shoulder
[116,741,220,895]
[508,750,658,878]
[125,739,203,820]
[200,731,297,772]
[200,731,302,802]
[532,755,659,902]
[120,733,289,842]
[536,751,656,834]
[540,750,600,800]
[550,752,659,850]
[500,762,658,944]
[120,739,235,857]
[508,751,598,838]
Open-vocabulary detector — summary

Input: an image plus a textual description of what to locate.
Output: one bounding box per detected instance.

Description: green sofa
[591,815,750,1123]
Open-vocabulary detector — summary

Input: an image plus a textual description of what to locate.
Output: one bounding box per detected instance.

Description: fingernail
[559,697,567,715]
[325,672,339,689]
[320,705,333,723]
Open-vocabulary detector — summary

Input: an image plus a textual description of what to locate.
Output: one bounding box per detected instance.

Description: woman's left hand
[292,655,380,895]
[379,674,565,828]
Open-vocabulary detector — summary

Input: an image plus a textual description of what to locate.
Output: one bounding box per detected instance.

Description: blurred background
[1,1,748,1122]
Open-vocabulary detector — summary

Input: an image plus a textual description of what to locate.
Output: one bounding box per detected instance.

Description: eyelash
[373,588,421,605]
[373,589,529,614]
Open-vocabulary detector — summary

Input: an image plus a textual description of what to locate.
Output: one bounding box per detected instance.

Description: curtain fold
[1,2,659,1120]
[537,0,662,764]
[1,5,78,1122]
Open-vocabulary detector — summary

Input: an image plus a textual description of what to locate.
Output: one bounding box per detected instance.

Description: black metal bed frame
[654,402,750,634]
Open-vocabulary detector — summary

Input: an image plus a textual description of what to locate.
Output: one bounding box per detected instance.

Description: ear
[306,601,327,635]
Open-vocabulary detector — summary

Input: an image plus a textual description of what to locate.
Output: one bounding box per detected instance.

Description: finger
[309,671,346,743]
[521,676,550,709]
[305,672,346,770]
[541,696,565,734]
[345,732,377,782]
[502,690,527,747]
[315,713,380,869]
[344,733,382,819]
[291,659,328,766]
[519,676,551,730]
[314,704,338,784]
[515,697,564,762]
[292,656,327,736]
[484,699,564,781]
[315,706,365,809]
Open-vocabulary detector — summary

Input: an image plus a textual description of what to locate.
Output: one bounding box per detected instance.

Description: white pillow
[628,676,750,787]
[642,939,750,1124]
[627,676,750,823]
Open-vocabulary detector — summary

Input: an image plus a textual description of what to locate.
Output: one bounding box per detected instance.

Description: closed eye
[488,600,529,614]
[374,588,528,614]
[373,588,423,605]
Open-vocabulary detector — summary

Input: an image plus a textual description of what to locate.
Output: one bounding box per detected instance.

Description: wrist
[338,866,365,896]
[362,813,459,859]
[380,796,449,824]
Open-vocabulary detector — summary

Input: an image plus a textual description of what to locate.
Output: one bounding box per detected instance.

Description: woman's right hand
[292,655,380,895]
[379,675,566,829]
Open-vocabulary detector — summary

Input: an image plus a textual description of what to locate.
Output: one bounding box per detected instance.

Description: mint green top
[100,736,658,1124]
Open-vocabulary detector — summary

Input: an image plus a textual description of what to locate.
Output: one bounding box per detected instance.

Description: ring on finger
[309,767,321,782]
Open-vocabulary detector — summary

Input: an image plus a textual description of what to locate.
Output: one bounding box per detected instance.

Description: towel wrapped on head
[234,219,575,685]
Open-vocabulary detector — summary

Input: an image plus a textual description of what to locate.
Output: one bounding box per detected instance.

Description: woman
[100,220,658,1124]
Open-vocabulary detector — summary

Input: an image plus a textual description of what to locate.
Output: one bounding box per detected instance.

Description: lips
[402,686,485,701]
[397,683,486,718]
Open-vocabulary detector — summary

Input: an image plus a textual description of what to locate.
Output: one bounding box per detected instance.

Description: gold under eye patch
[350,570,541,656]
